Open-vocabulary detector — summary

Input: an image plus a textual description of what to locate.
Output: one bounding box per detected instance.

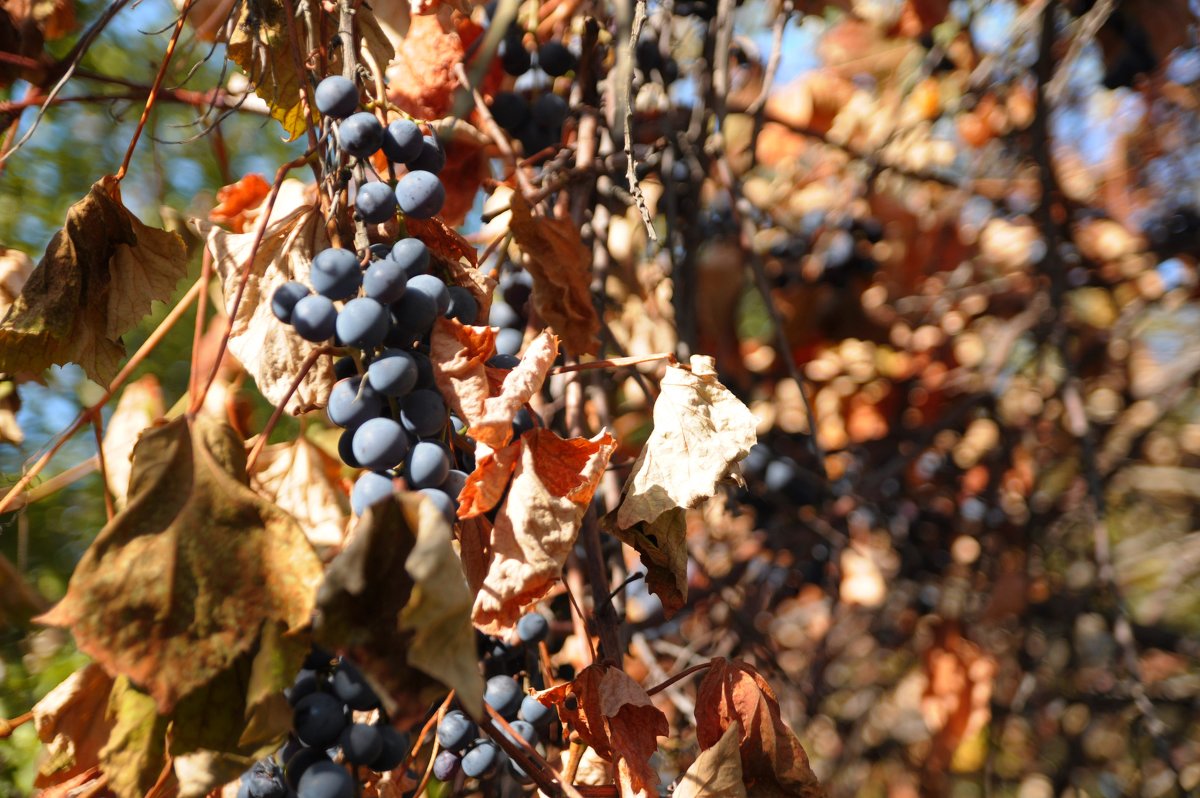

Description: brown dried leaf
[0,246,33,317]
[406,216,494,321]
[36,767,108,798]
[616,356,757,529]
[385,14,469,120]
[537,663,668,798]
[250,436,350,548]
[190,196,335,415]
[508,192,600,355]
[100,677,170,798]
[101,375,164,509]
[607,505,687,618]
[471,429,616,633]
[457,440,520,519]
[431,316,496,427]
[0,551,46,628]
[36,414,324,713]
[695,659,824,798]
[32,663,116,788]
[470,329,559,449]
[210,173,271,233]
[674,722,746,798]
[0,177,187,384]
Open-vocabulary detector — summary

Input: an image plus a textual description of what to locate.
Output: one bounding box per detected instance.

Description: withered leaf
[458,440,520,519]
[100,677,170,798]
[471,428,616,633]
[385,13,469,120]
[316,493,483,722]
[37,414,323,714]
[507,192,600,355]
[674,722,746,798]
[33,663,116,788]
[250,435,350,548]
[470,329,559,449]
[0,177,187,384]
[210,173,271,233]
[190,197,335,415]
[606,505,688,618]
[616,356,757,530]
[537,663,668,798]
[431,317,496,427]
[101,375,164,509]
[0,246,32,317]
[695,659,825,798]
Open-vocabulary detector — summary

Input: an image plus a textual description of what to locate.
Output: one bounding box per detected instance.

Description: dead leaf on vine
[36,767,108,798]
[210,173,271,233]
[250,435,350,548]
[471,330,559,449]
[0,247,33,317]
[33,663,116,788]
[316,493,483,722]
[616,356,757,530]
[101,375,164,509]
[431,317,496,426]
[37,414,323,714]
[0,176,188,384]
[695,659,825,797]
[0,0,75,86]
[508,193,600,355]
[606,505,688,618]
[385,14,471,120]
[457,440,520,519]
[100,677,169,798]
[190,194,335,415]
[674,722,746,798]
[537,663,668,798]
[469,428,616,633]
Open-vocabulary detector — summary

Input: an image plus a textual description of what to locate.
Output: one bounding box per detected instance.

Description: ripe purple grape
[489,92,529,132]
[291,295,338,342]
[400,389,447,437]
[370,726,410,772]
[292,692,347,749]
[315,75,359,118]
[339,723,384,765]
[518,694,553,727]
[499,29,531,75]
[355,181,397,224]
[338,112,384,159]
[390,288,438,340]
[363,259,408,304]
[500,269,533,308]
[531,92,568,128]
[432,750,460,781]
[395,170,445,219]
[296,760,353,798]
[272,280,310,323]
[495,327,524,357]
[382,118,423,164]
[327,376,384,429]
[336,297,390,349]
[436,710,476,753]
[352,417,410,471]
[351,471,396,516]
[441,469,468,503]
[445,286,479,324]
[331,660,380,711]
[517,612,549,644]
[405,441,450,489]
[284,747,330,792]
[537,41,574,76]
[310,248,361,300]
[337,428,360,468]
[389,238,430,275]
[489,301,522,329]
[487,353,520,369]
[484,674,523,720]
[420,487,457,522]
[406,136,446,174]
[367,349,419,396]
[461,740,502,779]
[407,274,450,316]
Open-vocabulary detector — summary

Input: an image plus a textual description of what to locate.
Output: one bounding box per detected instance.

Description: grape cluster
[237,650,410,798]
[485,21,575,157]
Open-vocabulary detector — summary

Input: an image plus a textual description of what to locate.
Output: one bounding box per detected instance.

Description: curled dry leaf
[190,195,335,415]
[695,659,825,798]
[101,374,164,509]
[385,14,474,120]
[674,722,746,798]
[606,505,688,619]
[0,176,188,385]
[249,436,350,548]
[0,247,33,317]
[467,428,616,633]
[36,414,324,714]
[100,677,169,798]
[457,440,520,519]
[508,192,601,355]
[210,173,271,233]
[33,663,116,788]
[316,493,483,722]
[431,316,496,426]
[472,329,559,449]
[537,663,669,798]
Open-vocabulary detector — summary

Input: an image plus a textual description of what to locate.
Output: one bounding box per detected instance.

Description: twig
[621,0,655,241]
[645,661,711,696]
[452,61,533,194]
[245,346,334,471]
[188,247,214,404]
[0,711,32,739]
[479,706,587,798]
[91,415,114,522]
[400,692,455,776]
[552,351,675,375]
[579,507,622,663]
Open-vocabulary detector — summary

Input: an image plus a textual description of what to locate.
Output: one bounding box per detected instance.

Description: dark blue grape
[337,428,360,468]
[304,646,335,671]
[296,760,353,798]
[489,301,522,329]
[285,746,330,791]
[292,693,347,749]
[495,327,524,357]
[352,417,410,471]
[331,659,380,711]
[369,242,391,260]
[406,136,446,174]
[334,356,359,380]
[370,726,410,772]
[508,757,533,785]
[356,181,397,224]
[432,750,460,781]
[516,612,549,644]
[407,274,450,316]
[382,118,423,164]
[445,286,479,324]
[336,297,390,349]
[764,458,799,494]
[486,353,520,369]
[441,469,468,502]
[499,30,531,75]
[363,259,408,304]
[461,740,502,779]
[405,441,450,489]
[420,487,457,523]
[436,710,476,753]
[412,350,435,389]
[310,248,362,300]
[400,389,447,437]
[339,723,383,765]
[484,674,522,720]
[531,93,568,128]
[741,443,771,480]
[327,376,383,428]
[291,295,338,342]
[517,121,557,155]
[367,349,419,396]
[518,694,553,727]
[286,669,319,706]
[512,407,537,437]
[635,36,663,74]
[315,75,358,118]
[390,289,438,340]
[272,281,310,323]
[537,41,574,76]
[351,471,396,516]
[500,270,533,308]
[389,238,431,275]
[238,758,288,798]
[338,112,384,159]
[501,719,538,747]
[396,170,445,219]
[490,92,529,132]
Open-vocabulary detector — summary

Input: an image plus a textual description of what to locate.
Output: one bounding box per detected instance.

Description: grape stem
[479,704,586,798]
[0,711,32,739]
[644,661,712,697]
[550,352,676,375]
[400,690,454,776]
[244,345,334,473]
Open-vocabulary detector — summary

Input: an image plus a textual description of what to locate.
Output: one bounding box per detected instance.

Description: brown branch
[479,705,587,798]
[645,661,712,696]
[621,0,655,241]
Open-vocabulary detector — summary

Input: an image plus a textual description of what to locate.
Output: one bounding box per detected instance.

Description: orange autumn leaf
[695,659,825,798]
[470,329,558,449]
[439,135,490,226]
[537,663,668,798]
[210,173,271,233]
[457,440,520,519]
[386,14,470,120]
[431,316,496,426]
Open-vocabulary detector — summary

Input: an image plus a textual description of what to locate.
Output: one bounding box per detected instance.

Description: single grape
[518,694,553,727]
[337,428,360,468]
[445,286,479,324]
[500,270,533,308]
[486,353,520,369]
[407,274,451,316]
[355,181,398,224]
[461,740,502,779]
[499,30,531,75]
[315,75,359,119]
[517,121,558,156]
[411,350,435,389]
[238,758,288,798]
[369,242,391,260]
[516,612,549,644]
[338,112,384,159]
[370,726,410,772]
[310,248,362,300]
[764,458,799,494]
[661,56,679,83]
[420,487,457,523]
[382,118,423,164]
[285,669,319,706]
[400,389,447,437]
[291,295,338,342]
[327,377,383,429]
[436,710,477,753]
[489,92,529,132]
[501,719,538,747]
[432,750,461,781]
[272,281,310,323]
[484,674,523,720]
[285,747,330,792]
[351,471,396,516]
[741,443,771,480]
[396,170,445,219]
[331,660,381,711]
[488,302,522,329]
[339,723,384,765]
[512,407,538,438]
[531,93,568,128]
[406,135,446,174]
[352,417,410,471]
[390,289,438,341]
[304,645,335,671]
[635,36,663,74]
[296,760,353,798]
[405,441,450,489]
[367,349,419,396]
[508,757,533,785]
[363,259,408,304]
[333,356,359,380]
[336,297,390,349]
[495,327,524,357]
[292,693,347,749]
[389,238,430,276]
[537,41,574,76]
[440,469,468,503]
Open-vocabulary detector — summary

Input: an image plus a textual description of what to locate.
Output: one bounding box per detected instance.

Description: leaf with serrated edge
[470,329,558,449]
[101,375,164,509]
[32,664,116,788]
[0,177,187,384]
[617,356,757,529]
[36,414,323,714]
[190,192,335,415]
[674,722,746,798]
[250,436,350,548]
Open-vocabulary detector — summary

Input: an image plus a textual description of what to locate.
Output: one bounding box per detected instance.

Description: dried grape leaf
[470,329,558,449]
[250,436,350,548]
[32,664,116,788]
[606,505,688,618]
[674,722,746,798]
[101,375,164,509]
[431,317,496,427]
[99,677,170,798]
